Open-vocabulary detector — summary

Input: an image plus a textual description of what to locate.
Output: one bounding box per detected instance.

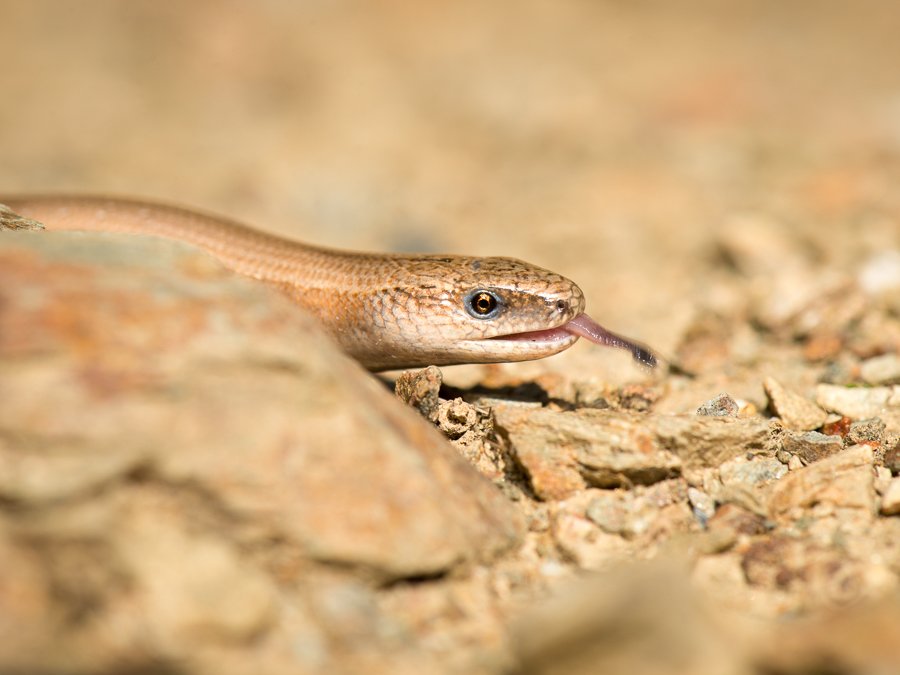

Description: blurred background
[2,0,899,383]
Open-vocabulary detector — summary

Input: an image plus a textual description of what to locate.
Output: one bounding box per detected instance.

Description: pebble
[782,431,844,465]
[815,384,896,420]
[688,488,716,526]
[769,445,876,515]
[719,458,788,485]
[845,418,886,447]
[860,353,900,386]
[764,377,827,430]
[696,392,741,417]
[884,441,900,474]
[881,478,900,516]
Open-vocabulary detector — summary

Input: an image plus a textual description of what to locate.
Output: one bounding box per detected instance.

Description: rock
[0,232,524,579]
[395,366,443,421]
[764,377,827,430]
[885,441,900,474]
[552,513,629,571]
[815,384,897,420]
[493,407,682,500]
[782,431,844,465]
[696,392,740,417]
[881,479,900,516]
[707,503,767,535]
[821,415,852,438]
[688,488,715,526]
[0,202,44,230]
[514,563,745,675]
[585,490,661,539]
[494,407,768,501]
[769,445,876,516]
[858,249,900,294]
[719,457,788,485]
[861,353,900,386]
[845,418,886,447]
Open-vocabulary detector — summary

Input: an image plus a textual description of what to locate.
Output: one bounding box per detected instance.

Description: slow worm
[0,197,657,372]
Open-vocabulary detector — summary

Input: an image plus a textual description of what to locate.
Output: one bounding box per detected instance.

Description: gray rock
[719,458,788,485]
[782,431,844,465]
[697,392,740,417]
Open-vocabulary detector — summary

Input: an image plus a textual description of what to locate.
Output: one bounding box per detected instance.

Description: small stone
[788,455,804,471]
[860,353,900,386]
[858,249,900,294]
[881,478,900,516]
[395,366,443,422]
[782,431,844,465]
[719,457,788,486]
[845,418,886,447]
[764,377,827,430]
[696,392,740,417]
[707,503,766,535]
[821,416,852,438]
[884,441,900,474]
[769,445,876,515]
[815,384,894,420]
[875,466,893,495]
[688,488,715,526]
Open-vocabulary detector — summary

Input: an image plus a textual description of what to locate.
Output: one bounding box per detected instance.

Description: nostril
[556,300,568,313]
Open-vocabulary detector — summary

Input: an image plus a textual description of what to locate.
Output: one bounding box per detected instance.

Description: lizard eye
[466,290,500,318]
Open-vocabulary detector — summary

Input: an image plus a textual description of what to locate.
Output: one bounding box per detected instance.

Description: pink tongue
[563,314,659,370]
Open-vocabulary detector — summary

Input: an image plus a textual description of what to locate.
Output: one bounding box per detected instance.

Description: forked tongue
[564,314,659,370]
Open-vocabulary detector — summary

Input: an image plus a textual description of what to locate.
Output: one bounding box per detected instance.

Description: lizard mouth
[493,313,659,370]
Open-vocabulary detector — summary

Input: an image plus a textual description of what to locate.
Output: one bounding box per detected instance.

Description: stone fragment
[0,232,524,583]
[514,563,744,675]
[719,457,787,485]
[884,441,900,474]
[493,407,681,500]
[845,418,886,447]
[494,407,768,501]
[395,366,443,421]
[696,392,740,417]
[861,353,900,386]
[782,431,844,465]
[553,513,629,571]
[706,503,766,535]
[769,445,876,515]
[585,490,659,539]
[881,479,900,516]
[815,384,895,420]
[688,488,715,525]
[821,416,852,438]
[874,466,893,495]
[763,377,827,430]
[0,202,44,230]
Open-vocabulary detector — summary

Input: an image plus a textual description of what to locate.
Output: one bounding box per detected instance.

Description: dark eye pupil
[471,292,497,315]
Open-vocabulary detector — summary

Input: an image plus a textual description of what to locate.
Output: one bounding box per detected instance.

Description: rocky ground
[3,1,900,674]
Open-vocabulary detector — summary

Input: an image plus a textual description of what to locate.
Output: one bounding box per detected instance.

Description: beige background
[3,0,899,382]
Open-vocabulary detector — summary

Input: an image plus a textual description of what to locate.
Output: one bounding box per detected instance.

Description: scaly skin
[1,196,597,370]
